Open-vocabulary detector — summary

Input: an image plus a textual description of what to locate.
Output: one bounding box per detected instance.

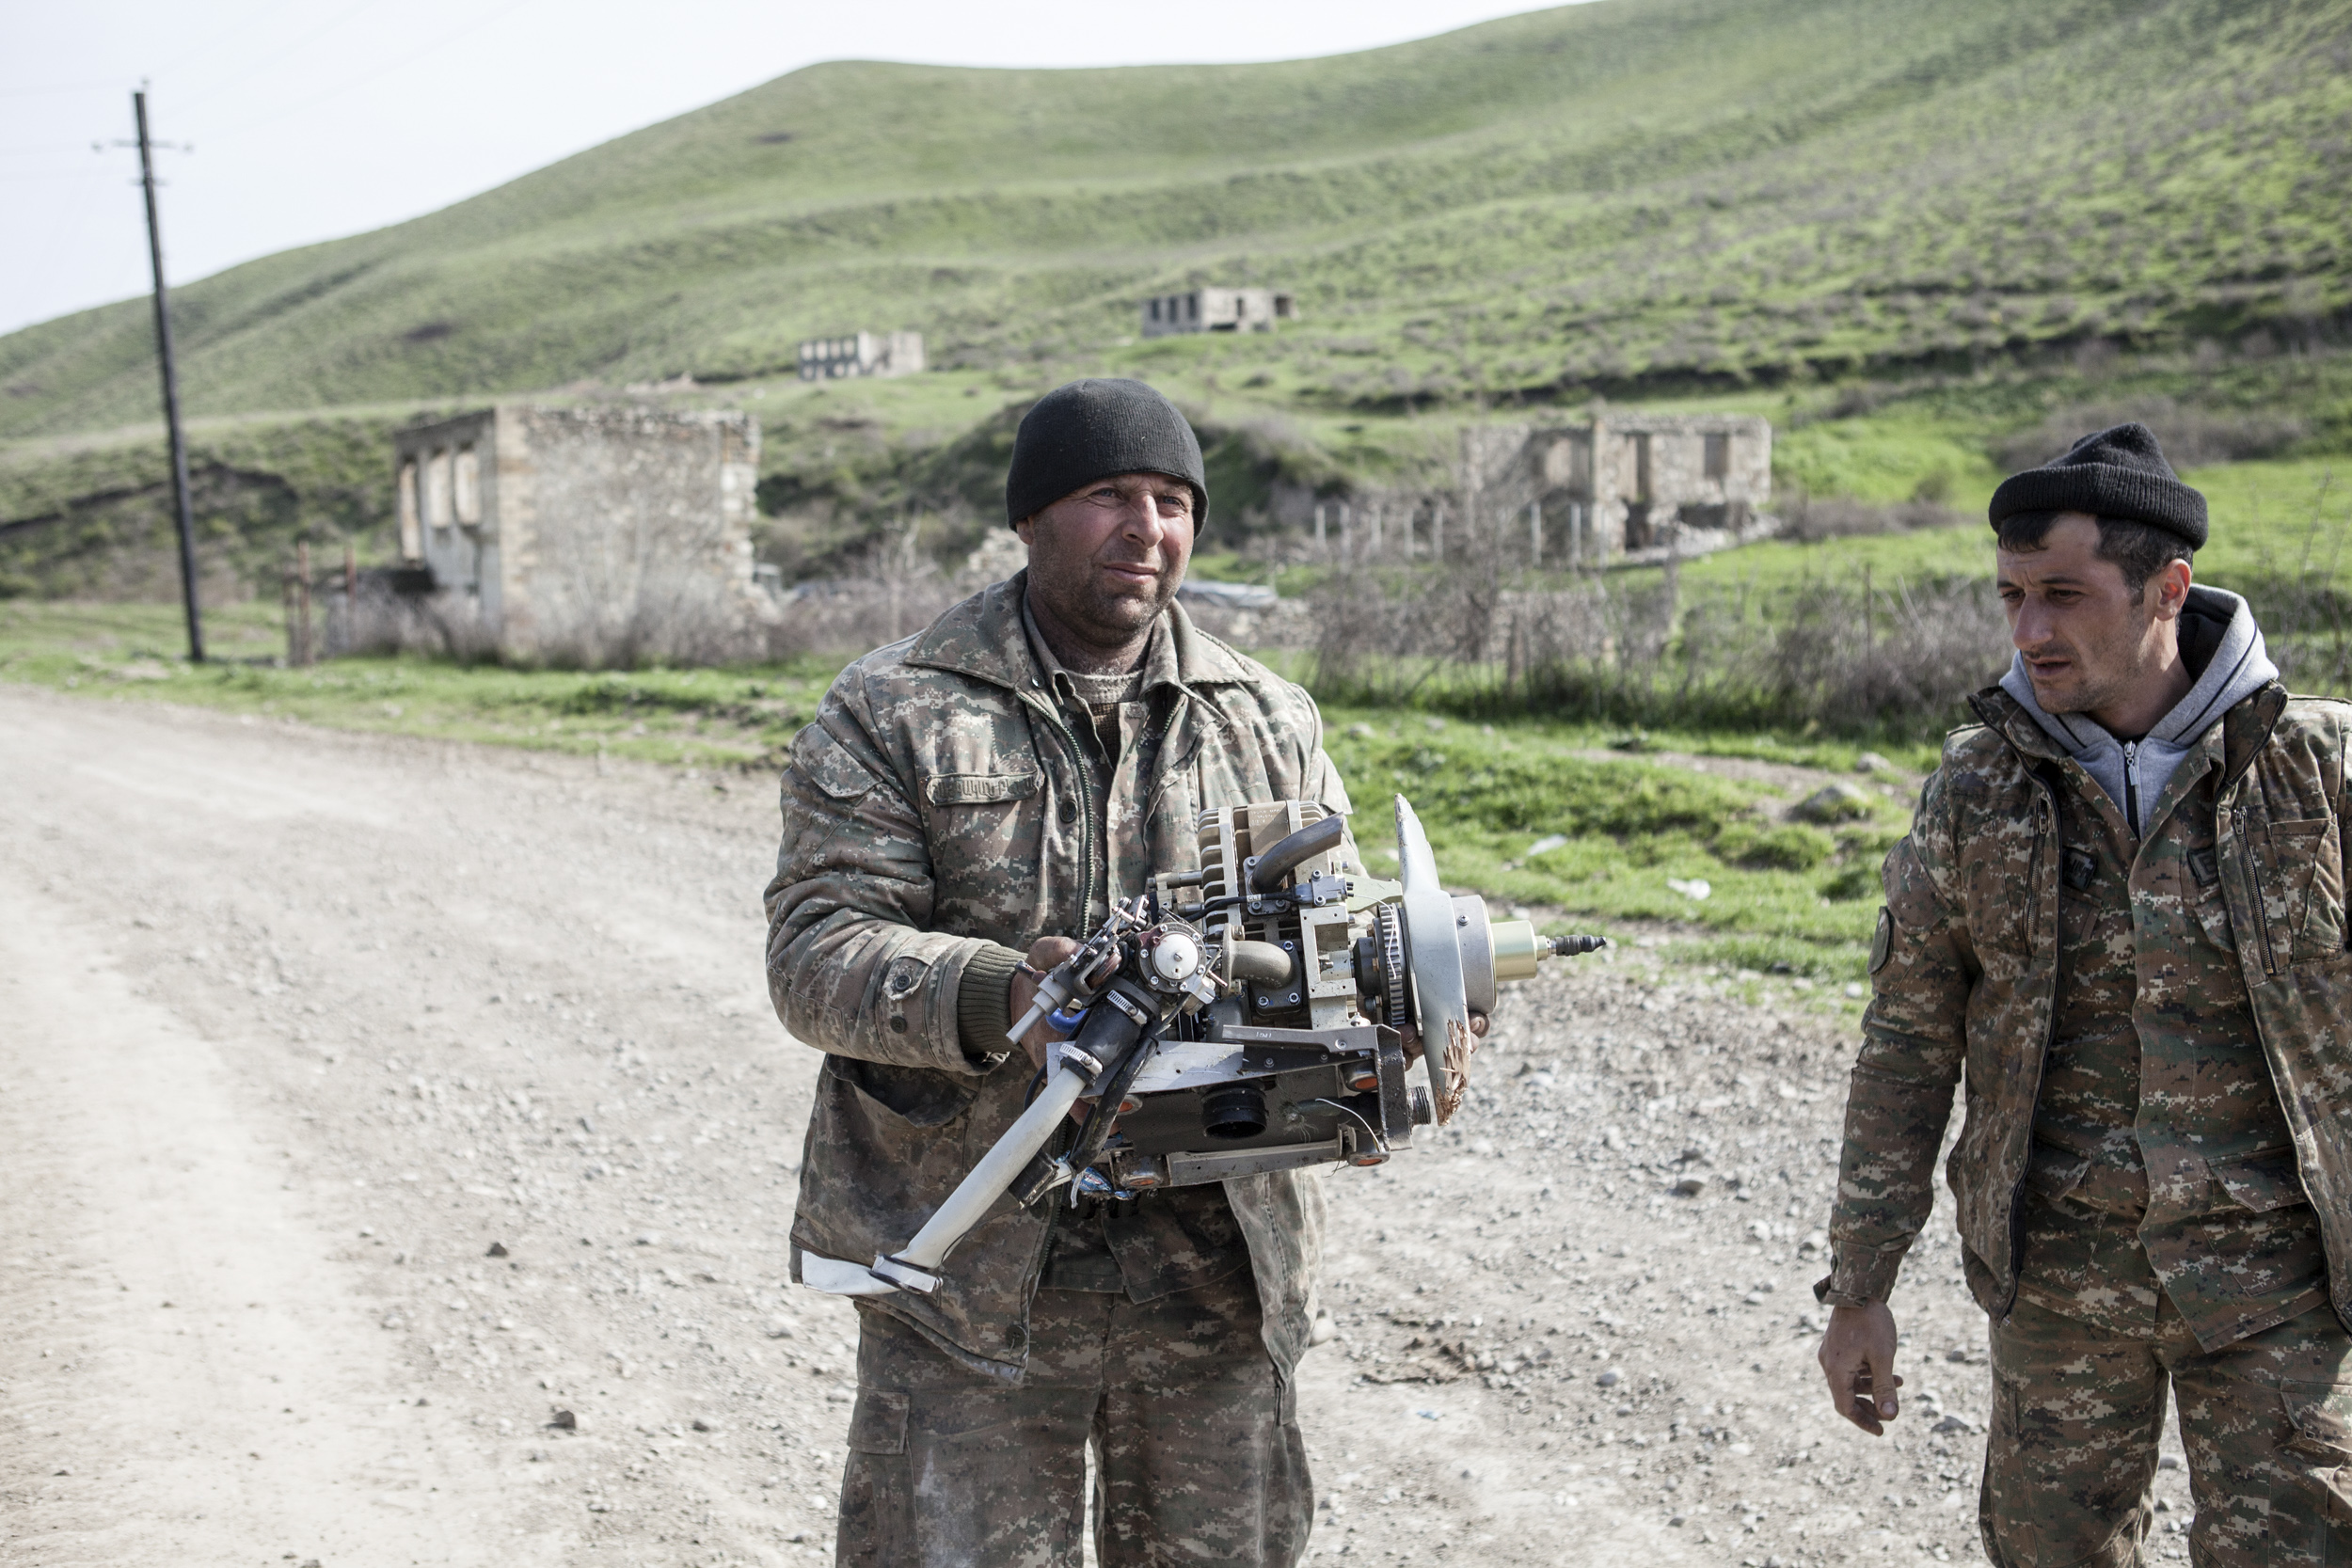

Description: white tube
[1008,996,1053,1047]
[894,1065,1089,1272]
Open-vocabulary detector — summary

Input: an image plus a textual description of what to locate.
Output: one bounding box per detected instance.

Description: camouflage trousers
[1979,1292,2352,1567]
[835,1267,1312,1567]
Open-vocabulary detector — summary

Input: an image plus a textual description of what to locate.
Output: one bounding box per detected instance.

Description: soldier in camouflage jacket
[765,380,1347,1565]
[1818,425,2352,1566]
[766,573,1345,1379]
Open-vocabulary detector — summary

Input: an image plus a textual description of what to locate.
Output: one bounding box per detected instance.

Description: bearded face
[1016,471,1197,664]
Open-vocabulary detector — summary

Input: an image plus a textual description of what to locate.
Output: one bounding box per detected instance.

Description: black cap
[1988,421,2207,548]
[1005,379,1207,529]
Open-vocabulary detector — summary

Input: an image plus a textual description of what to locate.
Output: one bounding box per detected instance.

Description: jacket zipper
[2122,741,2141,836]
[2002,769,2064,1318]
[1037,704,1098,930]
[2233,800,2280,976]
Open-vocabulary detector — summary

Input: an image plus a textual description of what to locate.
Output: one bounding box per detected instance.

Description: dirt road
[0,689,2191,1567]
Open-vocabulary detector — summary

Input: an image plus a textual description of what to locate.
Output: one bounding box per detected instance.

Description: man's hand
[1817,1301,1903,1435]
[1009,935,1080,1073]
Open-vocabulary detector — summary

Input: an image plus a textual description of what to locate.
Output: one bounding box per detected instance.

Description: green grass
[1670,454,2352,602]
[8,0,2352,599]
[4,0,2349,443]
[1322,709,1909,976]
[0,601,839,770]
[4,603,1917,986]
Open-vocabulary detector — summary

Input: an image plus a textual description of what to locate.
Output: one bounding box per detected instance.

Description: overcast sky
[0,0,1579,341]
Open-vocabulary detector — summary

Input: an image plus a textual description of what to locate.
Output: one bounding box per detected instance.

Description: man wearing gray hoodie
[1815,424,2352,1567]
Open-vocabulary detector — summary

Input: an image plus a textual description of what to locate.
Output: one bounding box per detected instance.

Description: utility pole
[130,89,205,663]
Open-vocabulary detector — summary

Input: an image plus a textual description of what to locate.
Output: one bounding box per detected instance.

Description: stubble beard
[1032,554,1178,656]
[2026,610,2157,719]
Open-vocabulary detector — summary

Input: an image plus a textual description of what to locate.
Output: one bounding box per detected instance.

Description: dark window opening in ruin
[1625,501,1656,550]
[1678,501,1742,532]
[1704,434,1730,481]
[1187,295,1199,320]
[1274,293,1295,319]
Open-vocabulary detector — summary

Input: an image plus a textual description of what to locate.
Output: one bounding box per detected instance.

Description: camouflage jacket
[764,573,1352,1383]
[1823,683,2352,1332]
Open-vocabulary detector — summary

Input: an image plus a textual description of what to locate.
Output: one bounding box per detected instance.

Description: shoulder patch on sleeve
[1869,906,1894,974]
[790,723,879,802]
[1883,837,1947,931]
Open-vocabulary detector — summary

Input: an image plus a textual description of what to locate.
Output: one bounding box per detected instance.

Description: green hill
[4,0,2349,438]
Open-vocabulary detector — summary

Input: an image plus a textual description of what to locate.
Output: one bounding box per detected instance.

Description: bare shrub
[2240,576,2352,695]
[1308,569,1542,705]
[1779,494,1964,542]
[1762,576,2009,722]
[759,523,969,660]
[331,573,499,661]
[1306,564,2009,736]
[1990,397,2307,474]
[532,558,769,669]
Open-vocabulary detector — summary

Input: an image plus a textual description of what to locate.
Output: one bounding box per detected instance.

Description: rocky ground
[0,687,2194,1567]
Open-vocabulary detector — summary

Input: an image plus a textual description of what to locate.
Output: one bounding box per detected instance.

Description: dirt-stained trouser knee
[834,1268,1311,1567]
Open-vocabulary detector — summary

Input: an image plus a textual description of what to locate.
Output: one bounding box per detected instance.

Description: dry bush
[2245,578,2352,695]
[1778,494,1964,543]
[1760,576,2010,722]
[331,574,499,661]
[532,560,769,669]
[332,559,769,669]
[757,522,992,660]
[1307,565,2009,735]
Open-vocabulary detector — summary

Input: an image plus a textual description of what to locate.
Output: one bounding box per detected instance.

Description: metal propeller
[1393,794,1475,1122]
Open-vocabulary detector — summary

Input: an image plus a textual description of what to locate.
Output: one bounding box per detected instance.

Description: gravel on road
[0,689,2192,1566]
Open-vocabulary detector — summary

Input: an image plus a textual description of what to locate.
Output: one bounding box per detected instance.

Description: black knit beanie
[1987,421,2208,548]
[1005,379,1208,528]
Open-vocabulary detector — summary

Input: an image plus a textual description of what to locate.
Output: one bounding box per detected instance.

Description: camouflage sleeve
[762,687,1011,1078]
[1299,694,1362,870]
[1819,767,1975,1307]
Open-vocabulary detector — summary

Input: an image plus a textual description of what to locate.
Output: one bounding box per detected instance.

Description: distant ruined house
[1140,287,1296,338]
[1463,412,1774,560]
[797,331,925,381]
[391,404,765,662]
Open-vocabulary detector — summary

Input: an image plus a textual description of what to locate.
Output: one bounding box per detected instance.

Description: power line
[203,0,542,135]
[152,0,316,85]
[0,78,138,100]
[174,0,397,113]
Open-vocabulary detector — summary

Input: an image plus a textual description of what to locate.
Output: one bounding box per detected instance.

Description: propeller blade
[1394,795,1474,1123]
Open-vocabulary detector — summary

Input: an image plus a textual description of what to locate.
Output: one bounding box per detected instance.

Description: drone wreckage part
[799,794,1605,1298]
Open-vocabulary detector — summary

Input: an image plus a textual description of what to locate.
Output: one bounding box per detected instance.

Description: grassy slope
[3,0,2349,440]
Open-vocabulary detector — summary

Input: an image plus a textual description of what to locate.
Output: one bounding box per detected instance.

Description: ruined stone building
[1140,287,1296,338]
[797,331,925,381]
[392,404,764,661]
[1463,412,1773,560]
